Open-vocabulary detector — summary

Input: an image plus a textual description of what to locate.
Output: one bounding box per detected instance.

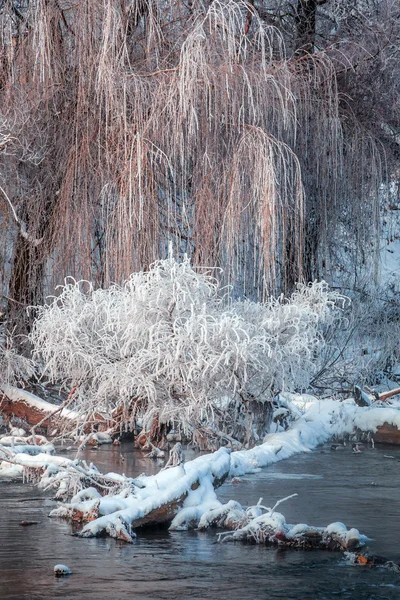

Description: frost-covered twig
[162,442,184,469]
[0,338,35,387]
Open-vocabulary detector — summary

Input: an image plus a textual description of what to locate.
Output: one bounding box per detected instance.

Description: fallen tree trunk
[0,385,78,430]
[0,385,109,435]
[75,447,231,541]
[3,395,400,546]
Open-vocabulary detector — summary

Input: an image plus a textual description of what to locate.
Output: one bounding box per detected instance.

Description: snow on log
[0,384,111,439]
[206,499,366,552]
[76,447,231,541]
[0,384,78,428]
[200,499,366,552]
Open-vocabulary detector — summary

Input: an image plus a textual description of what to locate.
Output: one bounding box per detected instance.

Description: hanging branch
[0,187,43,247]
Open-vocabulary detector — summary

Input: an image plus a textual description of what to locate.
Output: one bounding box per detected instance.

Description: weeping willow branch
[0,186,43,247]
[0,0,383,307]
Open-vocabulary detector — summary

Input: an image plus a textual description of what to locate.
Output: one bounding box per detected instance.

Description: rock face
[374,422,400,445]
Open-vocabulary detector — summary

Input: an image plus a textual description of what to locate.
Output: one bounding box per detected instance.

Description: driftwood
[354,385,400,407]
[198,497,366,554]
[261,529,362,552]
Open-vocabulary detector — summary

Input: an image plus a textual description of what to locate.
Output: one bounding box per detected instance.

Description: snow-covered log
[76,447,231,541]
[0,385,78,430]
[202,499,365,552]
[0,384,111,440]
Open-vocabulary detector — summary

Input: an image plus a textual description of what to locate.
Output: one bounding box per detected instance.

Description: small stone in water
[54,564,72,577]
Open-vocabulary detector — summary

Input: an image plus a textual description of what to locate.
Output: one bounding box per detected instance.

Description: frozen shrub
[313,285,400,391]
[0,335,35,386]
[30,257,341,446]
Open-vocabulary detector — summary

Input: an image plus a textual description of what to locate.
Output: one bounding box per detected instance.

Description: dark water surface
[1,443,400,600]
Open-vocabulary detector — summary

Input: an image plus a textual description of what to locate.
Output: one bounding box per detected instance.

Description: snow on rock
[54,564,72,576]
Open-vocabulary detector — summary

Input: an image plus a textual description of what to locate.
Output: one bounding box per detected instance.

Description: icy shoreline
[229,395,400,476]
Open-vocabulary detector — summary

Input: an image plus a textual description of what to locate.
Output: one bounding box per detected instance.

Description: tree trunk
[7,193,56,348]
[8,234,45,342]
[304,214,321,283]
[0,386,75,432]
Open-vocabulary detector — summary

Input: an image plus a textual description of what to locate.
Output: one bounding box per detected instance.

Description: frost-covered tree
[31,256,341,448]
[0,333,34,386]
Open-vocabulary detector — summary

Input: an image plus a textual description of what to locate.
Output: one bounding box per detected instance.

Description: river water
[1,443,400,600]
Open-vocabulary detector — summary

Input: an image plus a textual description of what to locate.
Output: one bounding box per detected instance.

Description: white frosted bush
[0,336,35,386]
[30,257,341,443]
